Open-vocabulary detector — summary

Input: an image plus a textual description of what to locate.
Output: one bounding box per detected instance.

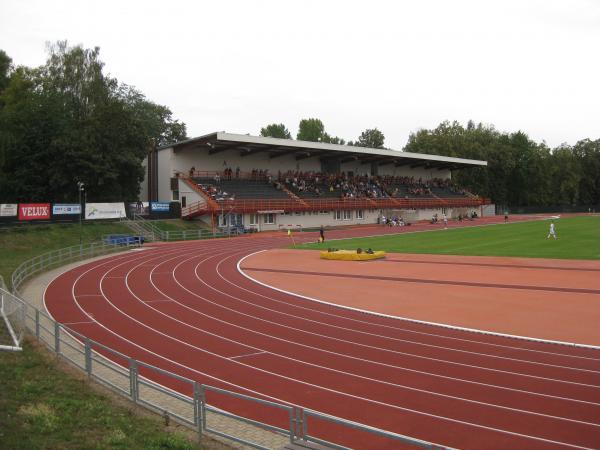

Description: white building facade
[140,132,487,231]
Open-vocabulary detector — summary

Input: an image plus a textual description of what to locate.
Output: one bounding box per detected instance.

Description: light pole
[77,181,85,245]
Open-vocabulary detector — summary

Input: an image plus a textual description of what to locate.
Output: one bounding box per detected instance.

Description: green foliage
[260,123,292,139]
[0,221,131,284]
[0,42,187,203]
[0,49,12,94]
[351,128,385,149]
[296,118,345,144]
[298,216,600,260]
[297,118,325,142]
[403,120,600,207]
[0,339,205,449]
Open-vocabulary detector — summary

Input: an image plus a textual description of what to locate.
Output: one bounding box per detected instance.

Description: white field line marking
[85,247,598,449]
[188,250,600,385]
[229,351,267,360]
[162,250,600,402]
[62,321,96,325]
[215,253,600,376]
[238,249,600,353]
[226,248,600,362]
[317,215,562,245]
[44,238,595,449]
[147,243,600,399]
[132,249,600,427]
[45,233,599,369]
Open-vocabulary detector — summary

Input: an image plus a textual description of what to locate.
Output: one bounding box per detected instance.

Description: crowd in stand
[277,171,387,199]
[189,167,473,201]
[277,171,471,199]
[199,183,235,202]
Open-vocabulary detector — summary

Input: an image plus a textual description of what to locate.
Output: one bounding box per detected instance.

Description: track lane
[44,222,600,449]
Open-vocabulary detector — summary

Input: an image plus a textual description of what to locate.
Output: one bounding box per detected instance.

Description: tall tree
[260,123,291,139]
[353,128,385,149]
[296,118,345,144]
[0,49,12,95]
[0,41,187,203]
[296,118,325,142]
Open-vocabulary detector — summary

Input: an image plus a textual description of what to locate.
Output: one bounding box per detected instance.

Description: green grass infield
[297,216,600,260]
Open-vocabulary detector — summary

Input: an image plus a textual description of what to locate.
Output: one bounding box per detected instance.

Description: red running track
[44,217,600,449]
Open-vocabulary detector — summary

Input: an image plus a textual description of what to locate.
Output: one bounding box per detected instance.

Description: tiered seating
[193,177,290,200]
[281,172,387,200]
[386,183,434,199]
[430,186,470,198]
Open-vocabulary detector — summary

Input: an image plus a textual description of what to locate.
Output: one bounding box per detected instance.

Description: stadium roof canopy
[160,132,487,170]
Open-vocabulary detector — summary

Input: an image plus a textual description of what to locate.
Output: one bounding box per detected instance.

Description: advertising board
[0,204,18,217]
[53,204,81,215]
[18,203,51,221]
[150,202,170,212]
[85,203,126,220]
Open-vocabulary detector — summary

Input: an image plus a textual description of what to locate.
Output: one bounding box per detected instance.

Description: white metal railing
[9,242,452,450]
[0,275,25,351]
[129,214,237,242]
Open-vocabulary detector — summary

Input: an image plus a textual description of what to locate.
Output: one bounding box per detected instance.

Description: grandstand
[140,132,488,231]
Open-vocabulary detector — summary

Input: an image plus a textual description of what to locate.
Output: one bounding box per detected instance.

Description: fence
[0,275,25,351]
[11,239,142,296]
[129,214,238,242]
[182,196,486,218]
[9,242,452,450]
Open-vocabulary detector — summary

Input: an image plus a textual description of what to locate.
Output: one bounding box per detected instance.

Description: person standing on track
[442,213,448,229]
[547,221,558,240]
[319,225,325,243]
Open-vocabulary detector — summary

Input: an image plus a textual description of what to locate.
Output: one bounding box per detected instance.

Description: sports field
[298,215,600,260]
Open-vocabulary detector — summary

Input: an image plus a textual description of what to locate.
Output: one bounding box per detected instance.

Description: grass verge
[0,338,223,450]
[0,221,131,283]
[297,216,600,260]
[0,221,229,449]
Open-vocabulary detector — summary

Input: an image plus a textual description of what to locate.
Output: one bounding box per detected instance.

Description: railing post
[289,407,295,444]
[35,309,40,338]
[129,358,138,404]
[84,338,92,376]
[200,385,207,432]
[54,322,60,353]
[193,382,203,438]
[301,408,307,442]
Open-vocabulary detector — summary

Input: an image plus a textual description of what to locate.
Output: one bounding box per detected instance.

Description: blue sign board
[53,204,81,215]
[150,202,170,213]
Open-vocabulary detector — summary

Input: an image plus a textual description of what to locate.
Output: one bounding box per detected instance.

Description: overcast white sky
[1,0,599,149]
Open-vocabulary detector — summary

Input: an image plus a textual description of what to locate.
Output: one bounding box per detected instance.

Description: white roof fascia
[215,132,487,167]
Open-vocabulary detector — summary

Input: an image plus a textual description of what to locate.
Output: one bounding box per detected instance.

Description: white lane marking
[75,247,599,449]
[229,351,267,360]
[45,232,600,447]
[238,249,600,354]
[139,250,600,426]
[218,253,600,378]
[148,244,600,398]
[62,321,96,325]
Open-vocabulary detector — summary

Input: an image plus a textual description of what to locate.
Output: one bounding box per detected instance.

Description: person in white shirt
[442,213,448,229]
[547,221,557,240]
